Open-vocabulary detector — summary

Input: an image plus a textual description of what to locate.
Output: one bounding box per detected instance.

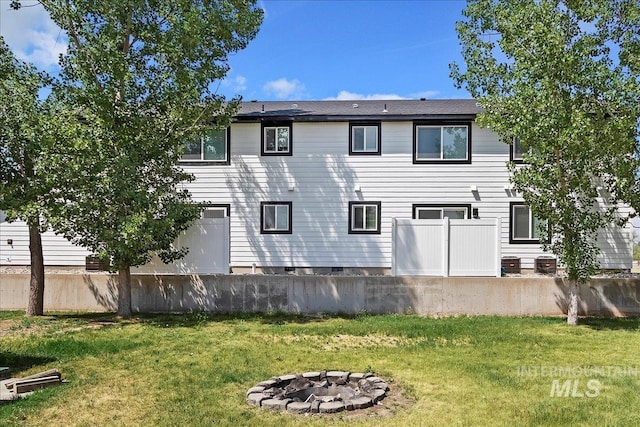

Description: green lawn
[1,311,639,426]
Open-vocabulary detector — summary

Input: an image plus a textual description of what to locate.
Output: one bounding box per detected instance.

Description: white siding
[0,220,91,266]
[0,120,632,271]
[182,120,631,270]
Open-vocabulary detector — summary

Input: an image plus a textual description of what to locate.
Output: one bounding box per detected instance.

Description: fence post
[442,217,449,277]
[495,217,502,277]
[391,218,397,276]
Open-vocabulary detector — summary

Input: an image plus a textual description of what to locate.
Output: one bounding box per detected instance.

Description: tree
[0,37,52,316]
[451,0,640,325]
[30,0,262,317]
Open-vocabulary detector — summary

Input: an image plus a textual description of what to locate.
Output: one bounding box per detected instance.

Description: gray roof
[234,99,482,122]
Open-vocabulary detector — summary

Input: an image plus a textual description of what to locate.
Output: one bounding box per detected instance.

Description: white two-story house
[0,99,633,274]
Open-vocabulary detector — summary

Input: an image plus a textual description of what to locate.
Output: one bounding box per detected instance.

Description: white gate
[392,218,501,277]
[133,218,230,274]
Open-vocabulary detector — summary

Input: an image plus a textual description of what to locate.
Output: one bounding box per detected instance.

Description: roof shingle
[234,99,481,122]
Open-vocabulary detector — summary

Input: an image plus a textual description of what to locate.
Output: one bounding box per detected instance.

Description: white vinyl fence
[133,218,230,274]
[392,218,501,277]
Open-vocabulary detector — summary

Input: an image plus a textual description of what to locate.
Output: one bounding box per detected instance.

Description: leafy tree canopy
[451,0,640,286]
[12,1,265,316]
[0,37,49,226]
[38,0,263,268]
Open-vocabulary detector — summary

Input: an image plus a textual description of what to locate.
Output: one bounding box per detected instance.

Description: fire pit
[246,370,389,414]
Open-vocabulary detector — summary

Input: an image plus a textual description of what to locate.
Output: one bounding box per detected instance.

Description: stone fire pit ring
[246,370,389,414]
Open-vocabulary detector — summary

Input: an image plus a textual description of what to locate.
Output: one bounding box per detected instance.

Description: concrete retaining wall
[1,274,639,316]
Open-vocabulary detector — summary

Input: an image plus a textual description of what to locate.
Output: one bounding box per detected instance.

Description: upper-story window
[349,122,381,155]
[181,128,230,164]
[510,202,546,244]
[413,122,471,164]
[262,122,292,156]
[510,137,525,163]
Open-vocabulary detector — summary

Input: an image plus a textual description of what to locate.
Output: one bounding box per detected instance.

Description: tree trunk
[26,223,45,316]
[567,280,579,326]
[117,265,132,318]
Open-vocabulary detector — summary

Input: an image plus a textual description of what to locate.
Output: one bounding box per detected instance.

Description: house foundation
[1,273,639,316]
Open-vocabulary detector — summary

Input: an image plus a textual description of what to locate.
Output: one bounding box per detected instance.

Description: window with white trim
[262,123,292,155]
[261,202,292,234]
[413,204,471,220]
[201,204,230,219]
[181,128,229,163]
[414,123,470,163]
[510,202,545,243]
[349,201,381,234]
[349,122,381,155]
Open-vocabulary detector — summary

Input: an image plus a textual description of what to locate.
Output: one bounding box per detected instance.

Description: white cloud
[263,78,306,99]
[234,75,247,91]
[222,74,248,92]
[0,3,67,71]
[409,90,440,99]
[324,90,441,101]
[18,28,67,70]
[324,91,407,101]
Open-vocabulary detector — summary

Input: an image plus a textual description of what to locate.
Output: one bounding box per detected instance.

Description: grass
[1,312,639,426]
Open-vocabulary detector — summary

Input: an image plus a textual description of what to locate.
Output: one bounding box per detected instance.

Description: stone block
[350,396,373,409]
[261,398,291,410]
[302,372,321,380]
[319,401,345,413]
[246,386,265,396]
[246,392,267,407]
[287,401,311,414]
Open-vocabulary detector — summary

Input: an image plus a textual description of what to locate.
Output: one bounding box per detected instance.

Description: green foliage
[451,0,640,284]
[36,0,263,269]
[0,37,50,229]
[633,243,640,261]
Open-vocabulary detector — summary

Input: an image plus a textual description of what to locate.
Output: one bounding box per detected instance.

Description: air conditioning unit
[535,257,557,274]
[501,257,521,274]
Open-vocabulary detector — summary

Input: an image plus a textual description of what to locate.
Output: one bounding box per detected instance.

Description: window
[413,122,471,164]
[510,202,545,243]
[413,204,471,220]
[349,122,381,155]
[0,210,5,223]
[261,202,292,234]
[510,137,525,163]
[201,204,230,219]
[262,122,292,156]
[181,128,230,164]
[349,201,381,234]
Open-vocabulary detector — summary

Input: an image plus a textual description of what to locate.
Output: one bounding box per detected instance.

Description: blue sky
[0,0,471,101]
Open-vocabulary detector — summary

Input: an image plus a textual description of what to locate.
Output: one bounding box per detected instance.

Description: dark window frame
[348,201,382,234]
[349,121,382,156]
[509,201,546,244]
[412,121,472,164]
[179,128,231,165]
[412,203,472,220]
[261,121,293,156]
[260,201,292,234]
[509,136,525,164]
